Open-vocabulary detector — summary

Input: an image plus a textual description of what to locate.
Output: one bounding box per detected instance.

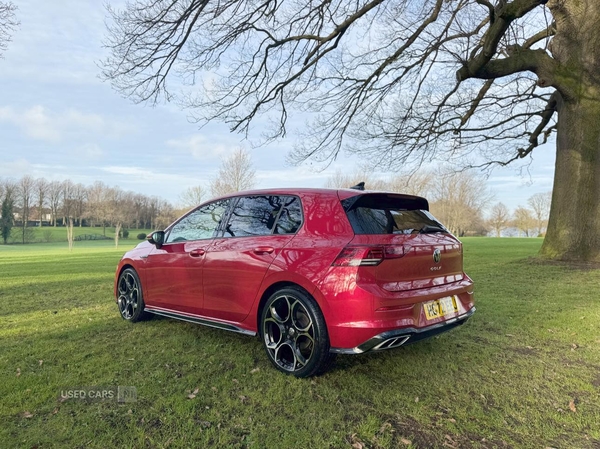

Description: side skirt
[144,306,256,337]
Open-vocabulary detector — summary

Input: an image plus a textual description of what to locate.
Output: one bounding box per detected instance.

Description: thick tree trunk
[541,0,600,262]
[541,94,600,261]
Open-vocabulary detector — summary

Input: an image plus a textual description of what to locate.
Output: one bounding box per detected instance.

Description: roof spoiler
[349,182,365,191]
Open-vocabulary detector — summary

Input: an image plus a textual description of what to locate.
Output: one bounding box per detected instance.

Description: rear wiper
[419,225,446,234]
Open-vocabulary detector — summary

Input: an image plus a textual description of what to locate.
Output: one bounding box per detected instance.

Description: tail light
[332,245,411,267]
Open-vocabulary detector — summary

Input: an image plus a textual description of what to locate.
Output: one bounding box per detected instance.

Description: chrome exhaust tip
[373,335,410,350]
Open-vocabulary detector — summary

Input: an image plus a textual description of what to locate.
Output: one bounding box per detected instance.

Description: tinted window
[274,197,302,234]
[224,196,279,237]
[344,194,446,235]
[222,195,302,237]
[167,199,229,242]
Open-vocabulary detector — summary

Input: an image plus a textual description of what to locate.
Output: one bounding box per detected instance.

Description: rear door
[203,195,302,322]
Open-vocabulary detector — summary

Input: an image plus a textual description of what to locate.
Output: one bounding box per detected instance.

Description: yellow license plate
[423,296,458,320]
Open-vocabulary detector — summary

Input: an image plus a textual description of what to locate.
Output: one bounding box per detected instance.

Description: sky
[0,0,556,212]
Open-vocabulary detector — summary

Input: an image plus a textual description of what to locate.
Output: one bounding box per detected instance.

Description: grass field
[1,238,599,448]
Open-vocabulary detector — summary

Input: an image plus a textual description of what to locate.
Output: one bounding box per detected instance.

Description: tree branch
[470,91,558,167]
[523,22,555,48]
[457,0,548,81]
[0,1,18,57]
[467,48,555,82]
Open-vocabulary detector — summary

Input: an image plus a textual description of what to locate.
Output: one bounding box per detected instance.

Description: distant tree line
[0,149,259,244]
[0,176,177,244]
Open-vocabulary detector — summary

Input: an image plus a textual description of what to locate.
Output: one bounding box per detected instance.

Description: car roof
[213,187,427,202]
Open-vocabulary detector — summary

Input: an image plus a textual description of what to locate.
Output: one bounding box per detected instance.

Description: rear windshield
[342,194,447,235]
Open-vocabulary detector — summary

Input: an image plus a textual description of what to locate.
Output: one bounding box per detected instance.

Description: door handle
[253,246,274,255]
[189,249,206,257]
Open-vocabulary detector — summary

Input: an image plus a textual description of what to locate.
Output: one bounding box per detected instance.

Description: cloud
[255,166,331,185]
[0,159,35,177]
[79,143,104,159]
[100,165,203,185]
[166,134,238,161]
[102,166,156,178]
[0,105,136,142]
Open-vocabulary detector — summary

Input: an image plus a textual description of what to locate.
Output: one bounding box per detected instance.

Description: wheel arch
[256,281,316,334]
[114,262,136,299]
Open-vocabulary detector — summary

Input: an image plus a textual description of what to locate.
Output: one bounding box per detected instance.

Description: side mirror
[147,230,165,248]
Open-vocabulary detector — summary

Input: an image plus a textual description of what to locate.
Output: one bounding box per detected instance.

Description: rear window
[342,194,447,235]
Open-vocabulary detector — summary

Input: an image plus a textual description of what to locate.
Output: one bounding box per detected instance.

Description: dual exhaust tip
[372,335,410,351]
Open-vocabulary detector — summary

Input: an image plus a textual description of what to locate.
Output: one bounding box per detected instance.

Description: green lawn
[0,238,599,448]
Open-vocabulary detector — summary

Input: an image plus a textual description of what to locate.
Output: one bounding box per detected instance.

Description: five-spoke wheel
[261,287,334,377]
[117,268,147,322]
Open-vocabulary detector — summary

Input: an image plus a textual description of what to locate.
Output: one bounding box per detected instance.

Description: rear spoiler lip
[339,191,430,212]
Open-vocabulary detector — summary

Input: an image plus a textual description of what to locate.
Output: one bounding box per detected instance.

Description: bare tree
[61,180,75,226]
[0,2,18,59]
[152,197,177,230]
[488,202,511,237]
[102,0,600,262]
[528,191,551,236]
[210,149,256,197]
[513,206,536,237]
[34,178,48,227]
[71,183,87,227]
[387,171,433,198]
[105,187,127,248]
[16,175,35,243]
[86,181,111,235]
[47,181,63,227]
[429,170,492,236]
[179,185,207,209]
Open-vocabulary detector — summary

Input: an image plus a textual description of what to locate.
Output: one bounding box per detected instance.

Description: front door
[143,199,230,315]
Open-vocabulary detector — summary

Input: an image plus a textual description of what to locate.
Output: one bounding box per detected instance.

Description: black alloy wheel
[117,268,147,322]
[261,287,335,377]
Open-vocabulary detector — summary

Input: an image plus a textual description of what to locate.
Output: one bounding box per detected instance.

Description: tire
[116,268,148,323]
[260,287,335,377]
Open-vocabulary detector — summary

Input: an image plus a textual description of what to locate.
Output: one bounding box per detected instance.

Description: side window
[223,196,281,237]
[274,196,302,234]
[166,199,229,242]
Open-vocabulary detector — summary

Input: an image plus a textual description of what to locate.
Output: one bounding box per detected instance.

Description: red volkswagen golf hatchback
[115,188,475,377]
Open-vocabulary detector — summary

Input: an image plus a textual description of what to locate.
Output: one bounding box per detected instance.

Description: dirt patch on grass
[510,346,538,356]
[383,416,515,449]
[387,416,440,448]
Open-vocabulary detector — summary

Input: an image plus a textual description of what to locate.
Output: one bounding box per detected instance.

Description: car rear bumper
[329,307,475,354]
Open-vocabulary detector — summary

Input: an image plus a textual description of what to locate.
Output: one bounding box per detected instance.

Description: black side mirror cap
[147,230,165,248]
